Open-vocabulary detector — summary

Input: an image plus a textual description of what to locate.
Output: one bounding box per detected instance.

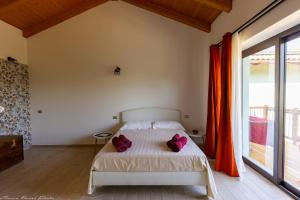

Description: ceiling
[0,0,232,38]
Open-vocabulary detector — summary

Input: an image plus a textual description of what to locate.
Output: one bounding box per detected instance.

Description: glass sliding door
[284,35,300,193]
[242,25,300,198]
[242,45,276,175]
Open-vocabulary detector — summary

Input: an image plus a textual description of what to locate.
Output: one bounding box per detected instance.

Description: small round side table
[188,131,205,149]
[93,132,113,153]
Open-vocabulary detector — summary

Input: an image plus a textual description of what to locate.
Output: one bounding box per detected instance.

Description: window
[242,25,300,198]
[284,35,300,193]
[242,46,275,175]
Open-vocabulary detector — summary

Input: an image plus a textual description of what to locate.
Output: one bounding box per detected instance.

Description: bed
[88,107,217,199]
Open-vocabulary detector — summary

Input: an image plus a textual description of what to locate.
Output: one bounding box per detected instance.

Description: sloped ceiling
[0,0,232,38]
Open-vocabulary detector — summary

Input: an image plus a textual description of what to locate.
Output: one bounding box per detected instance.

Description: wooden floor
[250,139,300,189]
[0,146,292,200]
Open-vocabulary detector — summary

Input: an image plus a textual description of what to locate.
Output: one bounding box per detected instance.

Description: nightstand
[187,131,205,149]
[93,132,113,153]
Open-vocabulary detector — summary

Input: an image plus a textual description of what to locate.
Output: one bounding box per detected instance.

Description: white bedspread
[88,129,217,198]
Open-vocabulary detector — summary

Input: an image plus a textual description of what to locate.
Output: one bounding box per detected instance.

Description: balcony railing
[249,106,300,189]
[249,106,300,143]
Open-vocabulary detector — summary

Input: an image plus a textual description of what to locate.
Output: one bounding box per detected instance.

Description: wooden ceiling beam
[0,0,21,10]
[122,0,211,32]
[193,0,232,12]
[22,0,109,38]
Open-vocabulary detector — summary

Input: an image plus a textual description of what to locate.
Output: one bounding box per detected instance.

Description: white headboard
[120,107,181,123]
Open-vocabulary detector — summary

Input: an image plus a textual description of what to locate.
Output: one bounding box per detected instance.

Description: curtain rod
[216,0,285,47]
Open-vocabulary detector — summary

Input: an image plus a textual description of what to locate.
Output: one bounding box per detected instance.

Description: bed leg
[205,185,213,200]
[206,185,208,194]
[87,186,96,196]
[206,185,209,200]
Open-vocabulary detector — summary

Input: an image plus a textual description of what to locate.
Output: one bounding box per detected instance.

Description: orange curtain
[214,33,239,177]
[204,45,221,158]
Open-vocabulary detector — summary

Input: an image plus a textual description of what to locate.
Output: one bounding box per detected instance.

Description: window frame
[242,38,278,181]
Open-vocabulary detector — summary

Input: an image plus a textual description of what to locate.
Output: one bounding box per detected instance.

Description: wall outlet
[184,114,190,119]
[112,116,118,120]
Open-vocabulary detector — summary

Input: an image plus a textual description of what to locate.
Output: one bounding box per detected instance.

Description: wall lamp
[114,66,121,76]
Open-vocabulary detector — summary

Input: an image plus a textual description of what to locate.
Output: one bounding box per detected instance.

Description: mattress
[92,129,208,172]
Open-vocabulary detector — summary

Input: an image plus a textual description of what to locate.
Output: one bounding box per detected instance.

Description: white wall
[28,1,209,145]
[0,21,27,64]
